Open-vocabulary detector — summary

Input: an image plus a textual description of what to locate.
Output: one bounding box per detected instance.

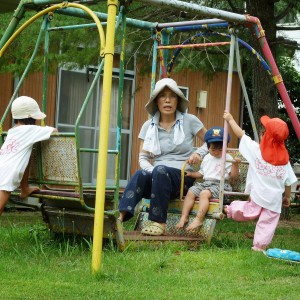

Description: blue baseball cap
[204,126,230,143]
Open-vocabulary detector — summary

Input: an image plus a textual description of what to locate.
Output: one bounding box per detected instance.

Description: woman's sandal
[141,222,165,236]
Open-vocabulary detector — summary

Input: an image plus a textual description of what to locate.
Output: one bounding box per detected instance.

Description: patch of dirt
[278,210,300,229]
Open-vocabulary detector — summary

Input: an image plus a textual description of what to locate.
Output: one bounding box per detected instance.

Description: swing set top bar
[11,0,256,26]
[55,7,156,30]
[157,18,228,29]
[158,41,231,50]
[138,0,248,24]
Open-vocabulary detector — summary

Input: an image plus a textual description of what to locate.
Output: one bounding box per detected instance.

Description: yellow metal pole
[92,0,118,274]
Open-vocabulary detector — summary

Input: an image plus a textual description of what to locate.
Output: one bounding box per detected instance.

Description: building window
[179,86,189,100]
[179,86,189,112]
[56,67,135,187]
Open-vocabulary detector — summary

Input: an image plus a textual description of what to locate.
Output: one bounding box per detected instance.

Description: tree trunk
[246,0,278,128]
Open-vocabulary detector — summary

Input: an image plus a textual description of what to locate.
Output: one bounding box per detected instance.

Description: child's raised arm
[223,111,244,139]
[230,157,241,180]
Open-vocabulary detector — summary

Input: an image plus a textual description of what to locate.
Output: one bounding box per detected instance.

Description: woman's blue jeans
[118,165,195,223]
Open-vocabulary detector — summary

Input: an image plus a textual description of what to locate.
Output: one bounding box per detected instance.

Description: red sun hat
[259,115,289,166]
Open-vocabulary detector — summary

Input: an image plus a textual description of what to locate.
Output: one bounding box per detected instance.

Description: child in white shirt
[223,112,297,251]
[176,126,240,230]
[0,96,57,215]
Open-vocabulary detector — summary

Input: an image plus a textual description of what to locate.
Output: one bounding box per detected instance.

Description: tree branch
[276,25,300,31]
[226,0,238,12]
[275,3,295,22]
[270,37,300,50]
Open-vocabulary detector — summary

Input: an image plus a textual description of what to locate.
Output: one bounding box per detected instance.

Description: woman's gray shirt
[139,113,207,171]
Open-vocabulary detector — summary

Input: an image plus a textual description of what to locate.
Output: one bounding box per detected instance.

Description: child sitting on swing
[223,111,297,251]
[176,126,240,230]
[0,96,57,216]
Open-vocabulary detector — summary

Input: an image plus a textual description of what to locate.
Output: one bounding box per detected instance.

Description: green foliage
[278,57,300,164]
[241,56,300,164]
[0,3,112,75]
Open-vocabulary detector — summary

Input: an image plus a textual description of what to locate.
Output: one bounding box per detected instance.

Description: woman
[118,78,208,235]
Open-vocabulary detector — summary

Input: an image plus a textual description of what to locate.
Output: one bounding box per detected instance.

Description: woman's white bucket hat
[145,78,189,115]
[11,96,46,120]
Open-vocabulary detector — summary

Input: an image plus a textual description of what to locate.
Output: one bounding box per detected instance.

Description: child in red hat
[223,111,297,252]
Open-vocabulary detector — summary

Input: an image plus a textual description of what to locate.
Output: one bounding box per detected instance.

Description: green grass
[0,210,300,300]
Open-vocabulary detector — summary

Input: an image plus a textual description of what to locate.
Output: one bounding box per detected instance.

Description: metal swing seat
[132,148,250,243]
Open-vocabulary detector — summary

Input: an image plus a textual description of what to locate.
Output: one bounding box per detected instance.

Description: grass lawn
[0,209,299,300]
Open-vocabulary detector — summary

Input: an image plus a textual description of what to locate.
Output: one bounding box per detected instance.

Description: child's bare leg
[186,190,211,231]
[223,205,228,215]
[20,162,39,199]
[176,190,196,229]
[0,190,11,216]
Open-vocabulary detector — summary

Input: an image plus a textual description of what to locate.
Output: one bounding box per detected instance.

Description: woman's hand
[188,152,201,165]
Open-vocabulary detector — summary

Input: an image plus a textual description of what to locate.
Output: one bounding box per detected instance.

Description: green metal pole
[151,33,158,92]
[0,18,47,135]
[55,7,155,30]
[42,16,50,126]
[0,3,25,49]
[114,6,126,210]
[161,30,169,77]
[74,8,124,211]
[75,60,105,208]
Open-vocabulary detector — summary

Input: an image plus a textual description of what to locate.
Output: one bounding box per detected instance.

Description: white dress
[0,125,54,191]
[239,135,297,213]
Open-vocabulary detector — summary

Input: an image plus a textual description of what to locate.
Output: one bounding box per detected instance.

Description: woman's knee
[129,169,152,189]
[152,166,172,187]
[133,169,151,179]
[153,165,168,176]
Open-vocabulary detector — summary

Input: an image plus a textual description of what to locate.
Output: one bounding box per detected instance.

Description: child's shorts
[189,180,232,199]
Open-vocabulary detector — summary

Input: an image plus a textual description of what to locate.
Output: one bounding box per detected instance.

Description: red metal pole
[246,16,300,139]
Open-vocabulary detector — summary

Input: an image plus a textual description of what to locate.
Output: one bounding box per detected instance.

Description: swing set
[0,0,299,273]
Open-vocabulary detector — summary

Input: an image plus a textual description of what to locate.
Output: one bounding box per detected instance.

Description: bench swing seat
[134,148,249,243]
[10,135,125,248]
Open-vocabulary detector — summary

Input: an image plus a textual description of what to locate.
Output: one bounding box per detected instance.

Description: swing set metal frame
[0,0,299,273]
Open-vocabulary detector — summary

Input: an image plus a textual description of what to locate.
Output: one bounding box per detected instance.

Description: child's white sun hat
[11,96,46,120]
[145,78,189,115]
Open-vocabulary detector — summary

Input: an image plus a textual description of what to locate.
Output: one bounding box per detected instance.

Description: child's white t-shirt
[0,125,54,191]
[199,153,233,180]
[239,134,297,213]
